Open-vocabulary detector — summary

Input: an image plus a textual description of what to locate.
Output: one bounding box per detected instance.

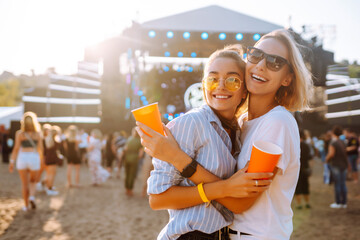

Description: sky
[0,0,359,76]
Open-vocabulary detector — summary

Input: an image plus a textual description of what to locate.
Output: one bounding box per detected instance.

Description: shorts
[16,151,41,171]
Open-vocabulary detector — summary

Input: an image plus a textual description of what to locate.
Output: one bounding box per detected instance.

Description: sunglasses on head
[247,47,292,72]
[203,76,242,92]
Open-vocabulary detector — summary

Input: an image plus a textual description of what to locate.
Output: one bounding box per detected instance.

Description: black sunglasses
[247,47,292,72]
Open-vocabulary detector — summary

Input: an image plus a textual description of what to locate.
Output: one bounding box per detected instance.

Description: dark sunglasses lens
[247,48,263,63]
[266,56,287,71]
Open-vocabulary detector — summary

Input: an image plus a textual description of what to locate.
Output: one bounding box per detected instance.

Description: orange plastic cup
[131,102,164,136]
[247,140,283,173]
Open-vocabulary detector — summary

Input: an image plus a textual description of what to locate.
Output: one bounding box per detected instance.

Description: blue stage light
[219,33,226,40]
[148,30,156,38]
[143,101,149,105]
[201,32,208,40]
[253,33,261,41]
[191,52,197,58]
[236,33,243,41]
[168,115,174,121]
[140,96,146,101]
[178,52,184,57]
[167,31,174,38]
[137,90,143,96]
[188,67,193,72]
[174,113,180,118]
[164,51,170,57]
[177,67,181,72]
[163,66,169,72]
[164,113,169,119]
[183,32,190,39]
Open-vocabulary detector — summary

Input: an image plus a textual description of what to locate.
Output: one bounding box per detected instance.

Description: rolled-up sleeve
[147,115,199,195]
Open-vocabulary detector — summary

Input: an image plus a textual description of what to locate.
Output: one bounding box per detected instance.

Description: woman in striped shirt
[137,45,273,240]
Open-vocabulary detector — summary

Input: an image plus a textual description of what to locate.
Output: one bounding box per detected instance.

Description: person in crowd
[88,129,109,186]
[64,125,81,187]
[43,125,62,196]
[304,129,315,159]
[137,44,275,239]
[123,127,144,197]
[344,128,359,183]
[78,128,89,165]
[36,123,51,191]
[114,131,127,178]
[323,130,333,184]
[295,129,312,209]
[1,130,12,164]
[9,112,44,211]
[105,132,116,176]
[326,125,349,209]
[137,29,312,240]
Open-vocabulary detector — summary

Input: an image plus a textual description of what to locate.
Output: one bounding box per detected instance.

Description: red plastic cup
[247,140,283,173]
[131,102,164,136]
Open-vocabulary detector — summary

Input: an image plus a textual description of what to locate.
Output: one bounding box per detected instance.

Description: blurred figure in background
[36,123,51,191]
[43,125,62,196]
[114,131,127,179]
[344,128,359,183]
[326,125,349,209]
[295,129,312,209]
[304,129,315,160]
[88,129,109,186]
[105,132,116,177]
[64,125,81,187]
[323,130,333,184]
[123,127,143,196]
[9,112,43,211]
[78,128,88,165]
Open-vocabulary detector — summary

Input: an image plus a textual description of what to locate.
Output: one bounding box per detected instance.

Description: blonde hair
[203,44,248,119]
[21,111,41,132]
[66,125,78,142]
[45,125,61,148]
[91,128,102,140]
[257,29,313,111]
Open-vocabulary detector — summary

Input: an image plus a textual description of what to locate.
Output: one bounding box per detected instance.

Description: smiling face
[246,38,293,99]
[204,57,246,120]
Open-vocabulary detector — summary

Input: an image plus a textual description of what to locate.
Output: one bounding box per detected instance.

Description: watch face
[184,83,204,110]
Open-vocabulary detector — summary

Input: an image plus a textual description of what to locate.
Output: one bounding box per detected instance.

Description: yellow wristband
[197,183,210,203]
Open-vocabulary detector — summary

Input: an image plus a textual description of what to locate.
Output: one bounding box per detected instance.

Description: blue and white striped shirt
[148,104,239,240]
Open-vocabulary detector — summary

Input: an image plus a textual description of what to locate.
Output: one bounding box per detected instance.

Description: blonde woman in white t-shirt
[136,29,312,240]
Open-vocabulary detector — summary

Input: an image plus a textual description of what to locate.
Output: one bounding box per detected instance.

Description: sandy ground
[0,158,359,240]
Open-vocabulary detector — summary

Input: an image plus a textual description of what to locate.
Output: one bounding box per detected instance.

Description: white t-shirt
[232,106,300,240]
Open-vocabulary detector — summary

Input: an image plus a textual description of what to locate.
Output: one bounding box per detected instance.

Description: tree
[0,78,21,106]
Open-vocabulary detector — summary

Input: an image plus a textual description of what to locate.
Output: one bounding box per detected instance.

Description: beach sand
[0,158,359,240]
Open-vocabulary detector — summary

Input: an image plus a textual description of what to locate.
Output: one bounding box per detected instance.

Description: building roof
[141,5,283,33]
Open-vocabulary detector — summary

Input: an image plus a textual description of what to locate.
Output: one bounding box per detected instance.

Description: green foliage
[0,78,22,106]
[349,64,360,78]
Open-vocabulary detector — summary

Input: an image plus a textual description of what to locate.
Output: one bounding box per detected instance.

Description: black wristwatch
[180,158,198,178]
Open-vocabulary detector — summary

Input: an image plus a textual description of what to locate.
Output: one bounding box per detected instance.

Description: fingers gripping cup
[247,140,283,173]
[131,102,165,136]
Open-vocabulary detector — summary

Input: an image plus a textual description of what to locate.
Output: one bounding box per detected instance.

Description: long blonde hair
[257,29,313,112]
[21,111,41,132]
